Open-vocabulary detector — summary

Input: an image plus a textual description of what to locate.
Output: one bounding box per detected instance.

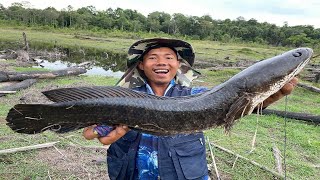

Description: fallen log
[0,79,37,97]
[208,66,246,71]
[298,83,320,93]
[0,67,86,82]
[0,71,8,82]
[297,83,320,93]
[262,109,320,124]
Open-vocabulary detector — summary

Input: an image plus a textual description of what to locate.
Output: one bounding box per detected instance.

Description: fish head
[230,48,313,114]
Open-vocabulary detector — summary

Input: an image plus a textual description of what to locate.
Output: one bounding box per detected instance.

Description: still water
[33,60,124,78]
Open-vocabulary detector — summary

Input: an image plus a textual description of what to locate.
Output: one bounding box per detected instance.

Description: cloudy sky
[2,0,320,28]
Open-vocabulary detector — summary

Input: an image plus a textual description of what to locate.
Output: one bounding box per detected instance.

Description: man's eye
[148,57,156,60]
[166,57,174,60]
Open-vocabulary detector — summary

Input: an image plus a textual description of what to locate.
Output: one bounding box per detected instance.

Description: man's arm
[262,77,298,108]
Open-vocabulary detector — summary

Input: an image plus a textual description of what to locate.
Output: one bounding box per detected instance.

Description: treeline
[1,2,320,47]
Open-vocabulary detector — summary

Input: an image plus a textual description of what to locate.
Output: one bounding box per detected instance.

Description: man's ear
[138,61,144,71]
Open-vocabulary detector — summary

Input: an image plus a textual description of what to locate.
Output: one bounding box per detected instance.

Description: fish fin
[43,86,166,103]
[224,95,251,131]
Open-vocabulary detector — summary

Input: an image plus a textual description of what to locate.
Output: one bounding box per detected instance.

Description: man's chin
[153,80,171,86]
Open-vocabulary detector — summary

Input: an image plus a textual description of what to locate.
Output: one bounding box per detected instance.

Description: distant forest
[1,2,320,48]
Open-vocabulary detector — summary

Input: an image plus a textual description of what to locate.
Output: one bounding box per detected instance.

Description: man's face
[138,47,180,86]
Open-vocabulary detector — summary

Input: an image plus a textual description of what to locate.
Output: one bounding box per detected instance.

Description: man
[83,38,298,179]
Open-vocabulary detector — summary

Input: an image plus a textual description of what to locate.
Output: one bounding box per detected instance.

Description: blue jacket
[107,84,208,180]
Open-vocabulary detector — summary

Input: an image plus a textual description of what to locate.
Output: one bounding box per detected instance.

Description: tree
[286,33,311,47]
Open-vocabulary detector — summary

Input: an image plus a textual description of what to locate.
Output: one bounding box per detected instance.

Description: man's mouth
[154,69,169,74]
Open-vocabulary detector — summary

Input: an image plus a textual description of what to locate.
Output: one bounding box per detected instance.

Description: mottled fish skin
[6,48,313,135]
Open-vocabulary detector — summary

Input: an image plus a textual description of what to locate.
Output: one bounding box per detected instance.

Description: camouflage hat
[116,38,200,88]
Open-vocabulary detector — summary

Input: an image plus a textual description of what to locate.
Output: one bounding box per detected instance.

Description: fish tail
[6,104,80,134]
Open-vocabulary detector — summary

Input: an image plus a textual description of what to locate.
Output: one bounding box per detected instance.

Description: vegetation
[0,2,319,179]
[0,2,320,48]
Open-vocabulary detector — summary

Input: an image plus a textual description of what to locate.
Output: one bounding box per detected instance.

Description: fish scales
[6,48,313,135]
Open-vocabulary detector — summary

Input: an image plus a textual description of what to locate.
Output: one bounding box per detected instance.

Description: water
[33,59,124,78]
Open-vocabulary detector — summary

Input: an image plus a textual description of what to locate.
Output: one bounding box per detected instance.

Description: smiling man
[138,47,181,95]
[83,38,298,180]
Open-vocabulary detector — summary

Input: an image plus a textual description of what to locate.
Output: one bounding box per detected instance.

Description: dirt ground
[36,145,110,179]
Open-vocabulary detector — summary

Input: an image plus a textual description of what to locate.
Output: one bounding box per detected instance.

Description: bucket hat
[116,38,199,88]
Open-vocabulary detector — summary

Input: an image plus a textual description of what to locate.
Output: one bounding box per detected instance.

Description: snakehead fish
[6,48,313,135]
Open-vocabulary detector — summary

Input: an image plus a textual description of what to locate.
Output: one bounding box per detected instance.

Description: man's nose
[156,57,168,65]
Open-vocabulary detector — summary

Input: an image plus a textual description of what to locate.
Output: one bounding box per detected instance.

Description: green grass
[205,114,319,179]
[13,67,50,72]
[0,28,319,179]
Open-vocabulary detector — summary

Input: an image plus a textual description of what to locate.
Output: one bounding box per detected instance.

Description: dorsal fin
[43,86,167,103]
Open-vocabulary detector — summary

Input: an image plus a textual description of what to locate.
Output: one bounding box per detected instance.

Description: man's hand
[83,124,130,145]
[262,77,298,108]
[83,124,98,140]
[98,125,130,145]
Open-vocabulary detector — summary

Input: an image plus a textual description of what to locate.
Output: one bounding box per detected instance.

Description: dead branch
[208,142,285,179]
[0,141,59,155]
[262,109,320,124]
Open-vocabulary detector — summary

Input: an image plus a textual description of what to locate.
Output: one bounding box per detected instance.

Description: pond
[33,59,124,78]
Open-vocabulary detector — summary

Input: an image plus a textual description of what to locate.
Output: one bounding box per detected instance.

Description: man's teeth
[154,69,169,73]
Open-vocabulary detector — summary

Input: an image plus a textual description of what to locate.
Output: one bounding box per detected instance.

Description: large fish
[6,48,313,135]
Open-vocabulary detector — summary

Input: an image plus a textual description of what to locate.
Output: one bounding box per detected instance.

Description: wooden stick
[232,156,239,169]
[206,136,221,180]
[208,142,285,179]
[0,141,59,154]
[0,90,16,94]
[272,146,283,175]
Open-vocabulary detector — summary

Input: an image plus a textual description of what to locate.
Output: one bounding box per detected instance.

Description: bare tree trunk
[22,32,29,51]
[16,32,31,62]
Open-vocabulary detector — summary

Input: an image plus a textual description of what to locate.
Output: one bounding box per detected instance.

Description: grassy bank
[0,27,319,179]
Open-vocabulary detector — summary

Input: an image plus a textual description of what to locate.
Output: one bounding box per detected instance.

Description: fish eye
[293,52,302,57]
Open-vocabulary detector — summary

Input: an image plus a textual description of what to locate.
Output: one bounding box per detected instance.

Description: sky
[1,0,320,28]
